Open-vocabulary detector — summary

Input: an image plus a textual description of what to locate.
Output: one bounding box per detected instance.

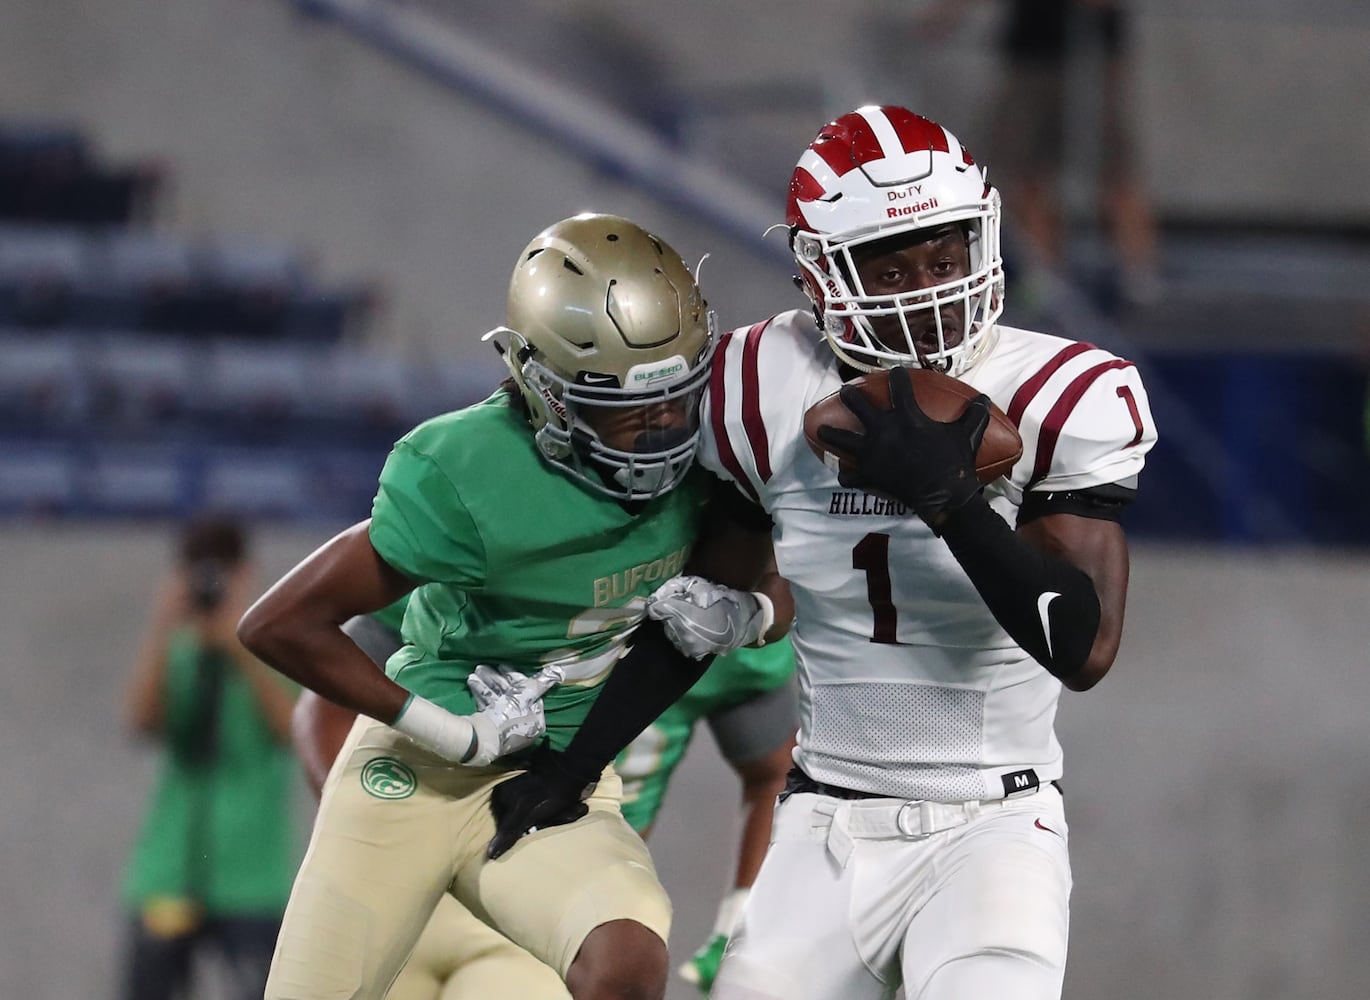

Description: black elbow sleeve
[937,496,1100,681]
[559,618,712,782]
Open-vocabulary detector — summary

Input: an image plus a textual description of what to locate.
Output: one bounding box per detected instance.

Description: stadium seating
[0,121,483,521]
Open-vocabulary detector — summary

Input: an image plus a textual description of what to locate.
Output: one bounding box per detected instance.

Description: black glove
[816,369,991,533]
[486,744,597,860]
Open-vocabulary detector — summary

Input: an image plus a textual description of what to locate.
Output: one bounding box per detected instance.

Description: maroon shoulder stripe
[708,329,760,503]
[1006,342,1095,426]
[740,321,773,483]
[1030,360,1136,485]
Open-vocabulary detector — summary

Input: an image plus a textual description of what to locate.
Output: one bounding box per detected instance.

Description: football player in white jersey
[642,105,1158,1000]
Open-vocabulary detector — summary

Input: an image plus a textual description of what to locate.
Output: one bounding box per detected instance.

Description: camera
[186,559,228,612]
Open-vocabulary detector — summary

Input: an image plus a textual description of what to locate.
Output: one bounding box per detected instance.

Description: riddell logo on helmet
[887,197,939,219]
[541,387,567,421]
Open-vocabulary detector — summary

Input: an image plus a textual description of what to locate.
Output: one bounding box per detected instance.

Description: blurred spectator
[117,516,298,1000]
[922,0,1160,308]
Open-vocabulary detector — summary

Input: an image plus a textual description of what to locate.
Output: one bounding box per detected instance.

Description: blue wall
[1127,352,1370,546]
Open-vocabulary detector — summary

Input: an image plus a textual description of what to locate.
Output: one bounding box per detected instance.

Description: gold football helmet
[486,213,716,500]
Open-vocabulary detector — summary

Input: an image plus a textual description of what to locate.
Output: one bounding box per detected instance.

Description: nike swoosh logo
[666,606,735,642]
[580,372,620,387]
[688,617,735,642]
[1037,592,1060,659]
[1034,818,1061,837]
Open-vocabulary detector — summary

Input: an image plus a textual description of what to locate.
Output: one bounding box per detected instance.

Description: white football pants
[710,785,1071,1000]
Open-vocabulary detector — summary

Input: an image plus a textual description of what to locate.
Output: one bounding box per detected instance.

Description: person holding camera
[117,516,299,1000]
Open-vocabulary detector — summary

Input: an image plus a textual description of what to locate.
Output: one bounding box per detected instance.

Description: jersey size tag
[1001,768,1041,799]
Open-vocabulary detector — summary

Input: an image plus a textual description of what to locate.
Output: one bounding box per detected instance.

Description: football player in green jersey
[238,214,791,1000]
[292,606,797,999]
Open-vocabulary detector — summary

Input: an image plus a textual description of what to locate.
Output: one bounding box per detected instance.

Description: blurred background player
[117,515,299,1000]
[293,598,797,998]
[237,213,790,1000]
[681,105,1158,999]
[920,0,1159,308]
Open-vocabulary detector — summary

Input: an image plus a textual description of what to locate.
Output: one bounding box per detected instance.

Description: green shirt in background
[121,629,298,915]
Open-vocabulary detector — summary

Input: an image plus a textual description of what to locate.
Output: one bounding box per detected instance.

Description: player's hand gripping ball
[804,367,1021,484]
[805,367,1022,532]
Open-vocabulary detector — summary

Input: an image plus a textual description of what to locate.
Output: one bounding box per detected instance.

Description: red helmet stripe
[810,128,862,178]
[785,166,825,228]
[878,106,951,156]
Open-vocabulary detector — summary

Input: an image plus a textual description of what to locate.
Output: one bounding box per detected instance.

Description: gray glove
[647,575,774,659]
[393,664,563,766]
[463,663,564,765]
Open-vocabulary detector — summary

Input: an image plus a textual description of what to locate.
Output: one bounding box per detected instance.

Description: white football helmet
[487,213,716,500]
[786,105,1005,377]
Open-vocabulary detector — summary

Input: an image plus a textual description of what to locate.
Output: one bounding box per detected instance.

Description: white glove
[393,663,563,767]
[646,575,775,659]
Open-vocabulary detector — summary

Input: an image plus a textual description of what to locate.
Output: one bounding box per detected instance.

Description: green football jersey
[615,638,796,832]
[369,391,709,751]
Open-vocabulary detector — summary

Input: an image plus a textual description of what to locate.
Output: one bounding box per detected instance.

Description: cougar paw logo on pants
[361,757,418,799]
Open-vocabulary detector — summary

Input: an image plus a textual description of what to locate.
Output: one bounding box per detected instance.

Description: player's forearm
[557,619,712,784]
[238,609,410,725]
[937,495,1101,687]
[754,572,794,645]
[238,520,416,722]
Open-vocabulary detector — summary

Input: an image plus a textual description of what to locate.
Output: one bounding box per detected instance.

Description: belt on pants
[785,767,1054,867]
[783,766,1063,803]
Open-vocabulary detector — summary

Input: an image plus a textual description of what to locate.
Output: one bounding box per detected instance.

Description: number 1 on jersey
[1116,385,1146,447]
[853,532,905,645]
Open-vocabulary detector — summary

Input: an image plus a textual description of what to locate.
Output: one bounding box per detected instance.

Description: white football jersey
[699,309,1157,801]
